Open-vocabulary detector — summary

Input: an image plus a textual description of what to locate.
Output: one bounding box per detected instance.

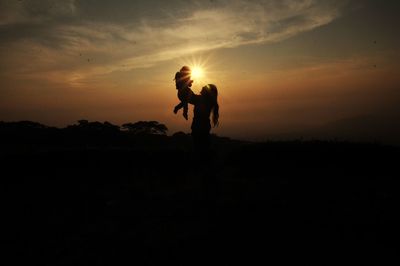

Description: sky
[0,0,399,143]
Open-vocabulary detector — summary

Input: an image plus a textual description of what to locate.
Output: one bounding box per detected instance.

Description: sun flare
[178,54,216,90]
[191,67,203,80]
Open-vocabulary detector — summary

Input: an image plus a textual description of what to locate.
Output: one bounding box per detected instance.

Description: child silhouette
[173,66,194,120]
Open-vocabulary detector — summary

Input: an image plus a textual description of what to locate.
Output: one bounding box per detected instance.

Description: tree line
[0,120,169,136]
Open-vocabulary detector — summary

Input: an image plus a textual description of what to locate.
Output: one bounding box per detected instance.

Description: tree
[67,120,120,132]
[0,121,49,130]
[172,131,188,138]
[121,121,168,135]
[77,120,89,126]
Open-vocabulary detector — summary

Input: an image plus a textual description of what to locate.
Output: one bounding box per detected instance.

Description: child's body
[173,66,194,120]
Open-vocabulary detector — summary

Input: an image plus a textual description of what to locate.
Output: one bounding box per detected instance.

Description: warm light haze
[191,67,204,80]
[0,0,399,143]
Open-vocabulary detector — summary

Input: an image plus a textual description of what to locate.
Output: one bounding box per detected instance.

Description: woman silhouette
[190,84,219,151]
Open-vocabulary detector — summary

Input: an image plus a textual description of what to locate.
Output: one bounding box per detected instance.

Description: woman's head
[201,84,219,127]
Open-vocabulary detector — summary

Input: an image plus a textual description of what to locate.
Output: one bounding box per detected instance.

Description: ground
[2,131,400,265]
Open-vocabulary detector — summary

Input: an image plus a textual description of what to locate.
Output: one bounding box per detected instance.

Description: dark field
[2,121,400,265]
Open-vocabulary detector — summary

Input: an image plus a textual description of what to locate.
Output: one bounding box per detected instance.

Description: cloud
[0,0,76,25]
[0,0,347,84]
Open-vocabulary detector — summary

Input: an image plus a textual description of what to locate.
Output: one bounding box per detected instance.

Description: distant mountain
[256,115,400,145]
[309,115,400,144]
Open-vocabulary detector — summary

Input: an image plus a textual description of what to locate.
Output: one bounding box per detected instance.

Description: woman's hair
[202,84,219,127]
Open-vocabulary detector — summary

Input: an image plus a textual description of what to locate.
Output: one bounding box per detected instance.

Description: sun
[177,53,215,90]
[191,67,203,80]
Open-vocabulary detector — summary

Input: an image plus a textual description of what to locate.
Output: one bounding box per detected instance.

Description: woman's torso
[191,94,213,133]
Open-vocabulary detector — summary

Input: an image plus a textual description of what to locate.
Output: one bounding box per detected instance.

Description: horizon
[2,118,399,146]
[1,0,400,144]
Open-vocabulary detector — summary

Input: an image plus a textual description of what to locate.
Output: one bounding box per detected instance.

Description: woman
[190,84,219,202]
[190,84,219,151]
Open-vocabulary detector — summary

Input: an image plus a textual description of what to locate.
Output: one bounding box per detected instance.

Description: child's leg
[183,102,188,120]
[174,102,184,114]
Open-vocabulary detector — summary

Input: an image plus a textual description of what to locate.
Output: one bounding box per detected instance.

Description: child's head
[179,66,192,82]
[175,66,193,88]
[180,66,191,74]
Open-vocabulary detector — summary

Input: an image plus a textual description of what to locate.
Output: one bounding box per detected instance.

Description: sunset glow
[191,67,204,80]
[0,1,399,144]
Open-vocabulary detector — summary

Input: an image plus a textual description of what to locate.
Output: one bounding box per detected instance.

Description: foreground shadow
[2,121,400,265]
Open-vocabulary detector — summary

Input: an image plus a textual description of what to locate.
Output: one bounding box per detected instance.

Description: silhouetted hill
[2,120,400,265]
[265,115,400,145]
[308,114,400,144]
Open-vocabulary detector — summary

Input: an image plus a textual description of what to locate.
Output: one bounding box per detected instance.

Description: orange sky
[1,0,400,143]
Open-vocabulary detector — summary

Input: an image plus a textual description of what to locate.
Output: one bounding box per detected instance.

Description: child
[173,66,194,120]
